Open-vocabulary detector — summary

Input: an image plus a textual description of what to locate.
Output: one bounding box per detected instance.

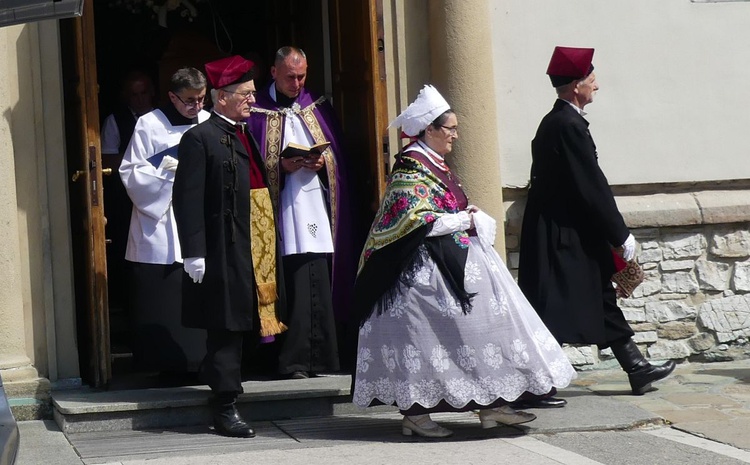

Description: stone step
[52,374,391,434]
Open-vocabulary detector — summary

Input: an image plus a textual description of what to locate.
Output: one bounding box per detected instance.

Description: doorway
[62,0,386,388]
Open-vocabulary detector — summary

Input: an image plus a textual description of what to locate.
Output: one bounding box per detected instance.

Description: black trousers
[598,280,635,350]
[201,329,245,396]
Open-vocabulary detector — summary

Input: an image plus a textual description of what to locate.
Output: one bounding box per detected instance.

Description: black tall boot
[610,339,676,395]
[210,392,256,438]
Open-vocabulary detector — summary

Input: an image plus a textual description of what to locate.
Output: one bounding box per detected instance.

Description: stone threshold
[51,374,365,433]
[53,374,351,415]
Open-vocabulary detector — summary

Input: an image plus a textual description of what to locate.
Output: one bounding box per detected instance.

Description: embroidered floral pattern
[510,339,530,366]
[388,295,408,318]
[357,347,374,373]
[445,378,475,405]
[436,294,460,318]
[403,345,422,373]
[534,329,560,351]
[359,320,372,337]
[465,260,481,283]
[430,345,451,372]
[414,184,429,199]
[452,231,470,249]
[483,343,504,369]
[381,345,397,372]
[352,202,577,412]
[414,267,432,286]
[377,192,418,231]
[358,150,468,272]
[456,345,477,371]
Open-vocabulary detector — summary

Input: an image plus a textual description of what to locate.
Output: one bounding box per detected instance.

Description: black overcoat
[173,113,285,331]
[518,99,630,345]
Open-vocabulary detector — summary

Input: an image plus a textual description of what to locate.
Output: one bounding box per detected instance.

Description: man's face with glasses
[219,80,257,120]
[169,88,206,119]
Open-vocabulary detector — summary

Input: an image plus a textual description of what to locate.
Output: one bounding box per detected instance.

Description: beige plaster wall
[383,0,431,165]
[8,22,51,378]
[0,22,78,381]
[0,25,29,371]
[429,0,505,248]
[491,0,750,188]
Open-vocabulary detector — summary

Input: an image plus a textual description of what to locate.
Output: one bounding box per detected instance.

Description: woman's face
[425,112,458,156]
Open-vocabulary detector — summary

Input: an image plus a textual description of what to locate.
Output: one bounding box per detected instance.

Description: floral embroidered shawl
[358,146,469,272]
[354,142,474,326]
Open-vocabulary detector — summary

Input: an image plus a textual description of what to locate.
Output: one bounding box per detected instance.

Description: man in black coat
[518,46,675,399]
[173,55,286,438]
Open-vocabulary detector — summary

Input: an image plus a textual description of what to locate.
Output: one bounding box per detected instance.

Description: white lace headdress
[389,85,450,137]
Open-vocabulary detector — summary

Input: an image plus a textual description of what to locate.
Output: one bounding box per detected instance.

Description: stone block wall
[504,189,750,369]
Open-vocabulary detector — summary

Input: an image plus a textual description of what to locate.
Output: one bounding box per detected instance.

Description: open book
[279,141,331,159]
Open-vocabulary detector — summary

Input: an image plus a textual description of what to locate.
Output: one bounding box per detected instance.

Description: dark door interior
[63,0,384,388]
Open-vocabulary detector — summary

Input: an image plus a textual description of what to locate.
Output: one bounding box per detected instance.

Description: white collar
[562,99,587,117]
[213,110,239,125]
[406,140,450,172]
[269,83,278,102]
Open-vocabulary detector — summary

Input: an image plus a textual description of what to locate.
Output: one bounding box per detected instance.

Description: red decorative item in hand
[611,249,644,298]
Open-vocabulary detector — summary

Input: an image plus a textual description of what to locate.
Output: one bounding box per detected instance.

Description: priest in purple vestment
[247,46,356,379]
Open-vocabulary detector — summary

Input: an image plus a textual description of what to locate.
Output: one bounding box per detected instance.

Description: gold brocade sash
[250,188,287,337]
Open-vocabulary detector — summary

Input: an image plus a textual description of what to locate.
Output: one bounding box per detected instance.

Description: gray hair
[274,46,306,66]
[170,67,207,93]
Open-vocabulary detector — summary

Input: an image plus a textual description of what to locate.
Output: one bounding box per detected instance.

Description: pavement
[13,358,750,465]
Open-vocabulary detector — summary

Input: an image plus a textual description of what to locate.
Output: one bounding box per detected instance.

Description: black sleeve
[559,122,629,247]
[173,129,207,258]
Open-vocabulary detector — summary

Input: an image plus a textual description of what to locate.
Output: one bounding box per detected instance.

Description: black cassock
[518,99,633,347]
[173,114,285,333]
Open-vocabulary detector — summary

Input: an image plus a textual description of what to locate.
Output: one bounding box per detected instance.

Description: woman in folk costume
[352,85,576,438]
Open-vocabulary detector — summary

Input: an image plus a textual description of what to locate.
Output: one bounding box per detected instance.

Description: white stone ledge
[616,193,701,228]
[695,190,750,224]
[505,190,750,230]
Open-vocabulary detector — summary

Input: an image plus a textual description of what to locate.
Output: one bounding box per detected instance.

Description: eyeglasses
[172,92,205,108]
[439,125,459,136]
[224,89,257,100]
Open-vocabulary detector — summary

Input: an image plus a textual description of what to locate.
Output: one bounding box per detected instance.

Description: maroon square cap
[546,46,594,87]
[204,55,255,89]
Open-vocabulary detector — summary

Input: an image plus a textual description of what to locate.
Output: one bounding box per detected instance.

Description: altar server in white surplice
[119,67,211,376]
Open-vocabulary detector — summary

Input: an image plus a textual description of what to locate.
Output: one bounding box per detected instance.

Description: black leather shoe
[611,339,677,395]
[511,397,567,409]
[290,371,309,379]
[629,361,677,395]
[213,406,256,438]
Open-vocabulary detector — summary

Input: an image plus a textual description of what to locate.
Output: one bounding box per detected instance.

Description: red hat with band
[546,46,594,88]
[204,55,255,89]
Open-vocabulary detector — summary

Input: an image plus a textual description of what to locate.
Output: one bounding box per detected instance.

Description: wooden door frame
[72,0,111,388]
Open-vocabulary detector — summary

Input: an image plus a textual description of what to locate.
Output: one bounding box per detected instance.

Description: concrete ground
[14,359,750,465]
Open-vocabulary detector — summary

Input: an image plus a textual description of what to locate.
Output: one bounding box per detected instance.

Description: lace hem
[353,365,576,410]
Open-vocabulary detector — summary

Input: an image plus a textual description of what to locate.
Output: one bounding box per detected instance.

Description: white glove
[184,257,205,284]
[621,234,636,261]
[159,155,179,172]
